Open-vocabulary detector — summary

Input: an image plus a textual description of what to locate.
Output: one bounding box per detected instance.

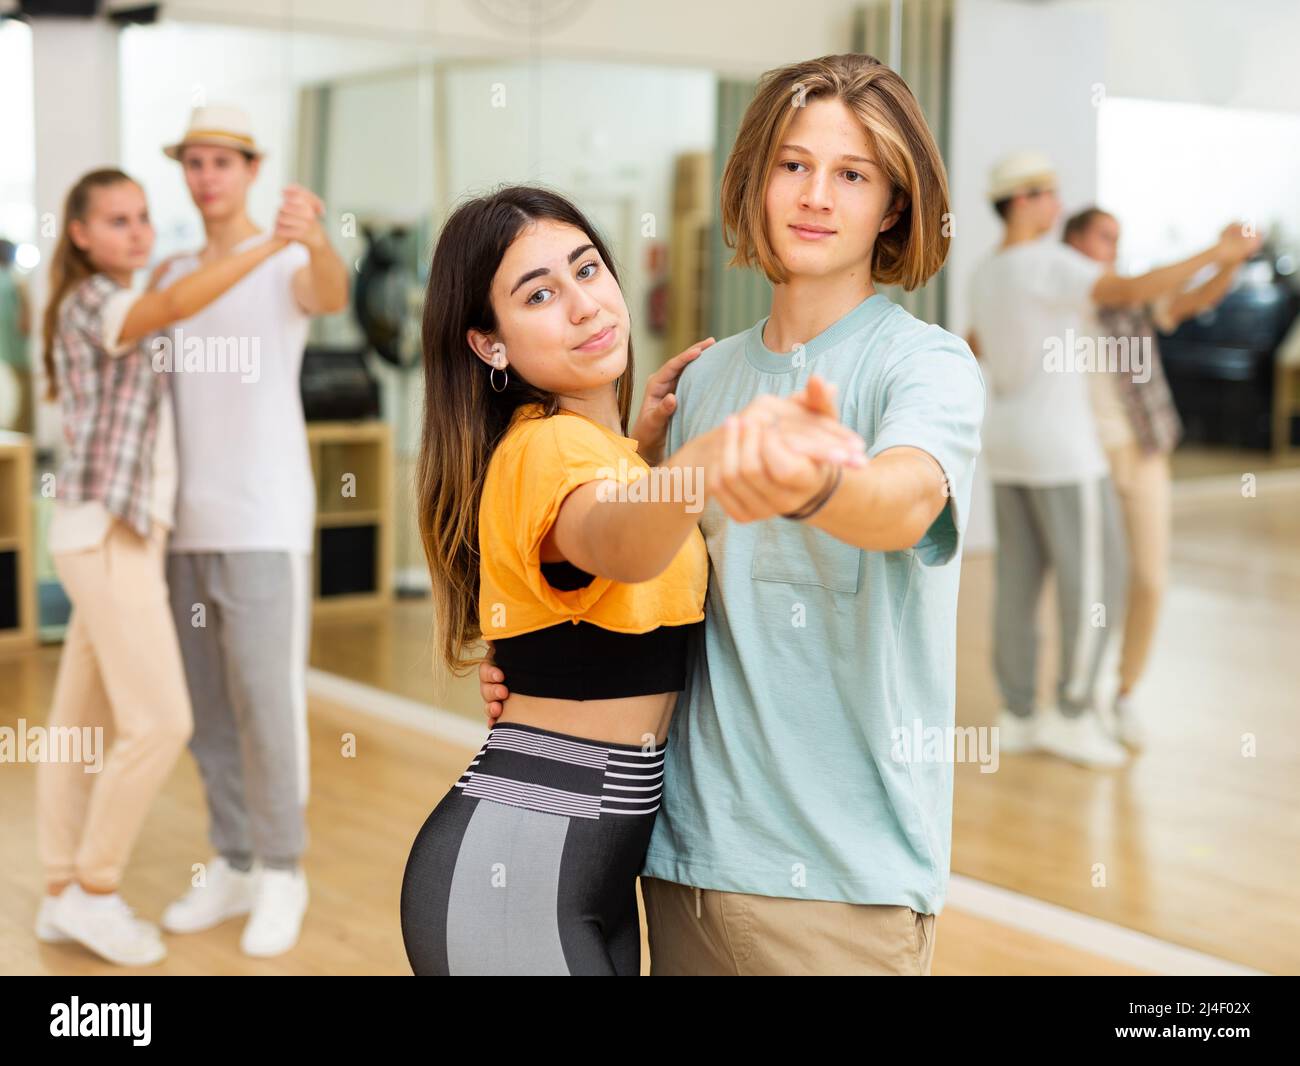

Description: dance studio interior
[0,0,1297,985]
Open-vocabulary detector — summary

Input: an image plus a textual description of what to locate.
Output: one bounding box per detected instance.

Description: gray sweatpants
[993,478,1127,718]
[166,551,312,869]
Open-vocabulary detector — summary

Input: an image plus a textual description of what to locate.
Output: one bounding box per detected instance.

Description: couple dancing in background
[968,152,1261,770]
[36,107,347,966]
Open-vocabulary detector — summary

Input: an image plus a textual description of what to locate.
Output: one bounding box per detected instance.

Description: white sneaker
[35,895,72,943]
[50,884,166,966]
[996,708,1039,753]
[1038,706,1130,769]
[162,856,258,934]
[1113,693,1146,749]
[240,868,308,957]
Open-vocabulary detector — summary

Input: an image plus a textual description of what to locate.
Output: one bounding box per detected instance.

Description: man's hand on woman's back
[479,646,507,726]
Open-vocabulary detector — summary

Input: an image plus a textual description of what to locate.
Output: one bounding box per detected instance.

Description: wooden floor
[952,470,1300,973]
[2,468,1296,975]
[0,676,1147,976]
[1170,443,1300,480]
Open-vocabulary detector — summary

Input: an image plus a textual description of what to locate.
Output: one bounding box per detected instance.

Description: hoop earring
[489,364,508,393]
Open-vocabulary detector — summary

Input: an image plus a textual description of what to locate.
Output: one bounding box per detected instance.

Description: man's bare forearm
[806,448,947,551]
[305,240,349,313]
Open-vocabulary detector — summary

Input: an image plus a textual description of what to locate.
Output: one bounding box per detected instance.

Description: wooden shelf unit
[307,420,395,615]
[0,431,37,652]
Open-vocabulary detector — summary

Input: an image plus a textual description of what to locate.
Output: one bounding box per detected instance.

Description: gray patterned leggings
[400,722,665,975]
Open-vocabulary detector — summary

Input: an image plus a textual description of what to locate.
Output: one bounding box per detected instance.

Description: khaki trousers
[37,520,193,891]
[641,877,935,975]
[1106,444,1172,693]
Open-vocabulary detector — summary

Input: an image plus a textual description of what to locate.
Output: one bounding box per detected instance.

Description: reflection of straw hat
[163,105,265,161]
[987,150,1057,202]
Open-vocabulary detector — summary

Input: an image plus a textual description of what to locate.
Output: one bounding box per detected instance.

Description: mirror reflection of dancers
[968,152,1260,768]
[35,167,294,966]
[400,186,861,975]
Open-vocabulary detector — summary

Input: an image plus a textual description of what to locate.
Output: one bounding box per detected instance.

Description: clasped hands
[631,338,866,525]
[271,184,328,250]
[695,374,867,524]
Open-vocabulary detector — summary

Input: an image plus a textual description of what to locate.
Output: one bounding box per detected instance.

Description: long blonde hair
[416,186,634,676]
[41,169,138,401]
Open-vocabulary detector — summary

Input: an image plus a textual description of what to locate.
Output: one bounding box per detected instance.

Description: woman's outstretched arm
[545,396,866,584]
[118,236,289,344]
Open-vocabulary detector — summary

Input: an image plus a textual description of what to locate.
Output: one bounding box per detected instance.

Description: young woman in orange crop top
[400,185,865,975]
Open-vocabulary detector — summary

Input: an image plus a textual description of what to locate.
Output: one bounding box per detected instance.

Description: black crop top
[490,561,703,701]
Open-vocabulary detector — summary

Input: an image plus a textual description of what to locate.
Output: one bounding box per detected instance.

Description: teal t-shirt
[641,292,986,914]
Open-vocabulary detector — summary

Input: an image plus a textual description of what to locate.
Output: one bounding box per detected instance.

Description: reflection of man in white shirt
[151,107,349,959]
[966,151,1252,770]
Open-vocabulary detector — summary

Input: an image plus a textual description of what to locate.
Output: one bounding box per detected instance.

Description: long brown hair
[721,54,950,291]
[417,185,635,676]
[41,168,138,401]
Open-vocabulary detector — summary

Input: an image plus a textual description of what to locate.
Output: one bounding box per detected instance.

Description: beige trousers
[641,876,936,975]
[37,519,193,891]
[1106,443,1173,693]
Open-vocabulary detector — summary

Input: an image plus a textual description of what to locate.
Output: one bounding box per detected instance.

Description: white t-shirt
[156,234,315,553]
[967,238,1109,485]
[48,289,177,554]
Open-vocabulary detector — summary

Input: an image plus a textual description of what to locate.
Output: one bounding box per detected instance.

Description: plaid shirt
[55,273,163,536]
[1096,303,1184,455]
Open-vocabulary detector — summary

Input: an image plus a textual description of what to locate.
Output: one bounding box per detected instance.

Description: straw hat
[163,105,265,161]
[987,150,1057,202]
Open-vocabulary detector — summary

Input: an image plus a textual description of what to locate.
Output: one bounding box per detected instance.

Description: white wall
[1097,0,1300,269]
[1099,97,1300,272]
[323,71,434,226]
[1100,0,1300,116]
[319,63,437,357]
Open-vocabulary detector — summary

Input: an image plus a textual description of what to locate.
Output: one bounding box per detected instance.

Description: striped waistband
[454,722,666,820]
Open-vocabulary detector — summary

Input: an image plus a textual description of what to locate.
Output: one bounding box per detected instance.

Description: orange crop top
[477,404,707,698]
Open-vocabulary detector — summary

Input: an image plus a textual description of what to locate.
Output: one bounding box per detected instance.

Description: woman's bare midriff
[496,690,677,746]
